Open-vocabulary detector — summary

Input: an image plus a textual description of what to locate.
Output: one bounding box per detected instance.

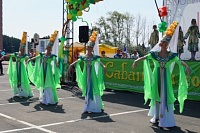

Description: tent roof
[72,42,84,48]
[72,43,118,50]
[99,44,118,49]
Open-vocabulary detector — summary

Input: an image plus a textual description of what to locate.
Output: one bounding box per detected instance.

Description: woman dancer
[1,32,33,98]
[27,30,61,105]
[132,22,191,128]
[69,31,107,113]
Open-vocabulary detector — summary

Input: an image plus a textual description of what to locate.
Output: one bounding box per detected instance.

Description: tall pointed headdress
[162,21,178,43]
[87,31,98,47]
[19,32,27,49]
[46,30,58,48]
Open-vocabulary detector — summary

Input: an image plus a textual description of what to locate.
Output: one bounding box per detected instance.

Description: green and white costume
[75,55,105,112]
[184,25,200,52]
[7,52,33,97]
[28,53,61,104]
[144,51,188,127]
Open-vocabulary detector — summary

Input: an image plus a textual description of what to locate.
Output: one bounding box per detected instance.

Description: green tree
[3,35,20,53]
[95,16,112,45]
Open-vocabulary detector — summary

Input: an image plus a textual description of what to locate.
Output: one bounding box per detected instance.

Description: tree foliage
[3,35,21,53]
[93,11,153,56]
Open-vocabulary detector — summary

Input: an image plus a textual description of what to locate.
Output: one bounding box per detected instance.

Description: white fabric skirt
[148,68,176,127]
[148,102,176,127]
[83,89,101,113]
[14,84,33,98]
[42,87,56,104]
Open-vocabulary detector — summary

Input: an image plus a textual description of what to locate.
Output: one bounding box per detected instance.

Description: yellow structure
[68,43,118,63]
[98,44,118,54]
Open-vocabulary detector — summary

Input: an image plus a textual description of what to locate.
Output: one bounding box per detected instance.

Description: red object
[158,6,167,17]
[69,4,74,10]
[76,7,79,11]
[81,0,86,5]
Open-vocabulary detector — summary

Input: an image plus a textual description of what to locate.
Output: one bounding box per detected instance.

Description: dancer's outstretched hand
[26,59,31,64]
[186,66,191,75]
[103,67,107,74]
[132,61,137,70]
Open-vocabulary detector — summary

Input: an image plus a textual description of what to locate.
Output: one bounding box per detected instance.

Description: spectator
[29,48,36,58]
[114,49,122,58]
[100,51,108,58]
[0,50,3,75]
[149,25,159,49]
[1,49,5,56]
[177,26,184,59]
[122,51,128,58]
[131,50,139,59]
[73,48,80,62]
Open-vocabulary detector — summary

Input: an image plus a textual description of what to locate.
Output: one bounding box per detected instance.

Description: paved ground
[0,61,199,133]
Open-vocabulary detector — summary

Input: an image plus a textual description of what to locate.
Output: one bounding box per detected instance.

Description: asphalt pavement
[0,61,199,133]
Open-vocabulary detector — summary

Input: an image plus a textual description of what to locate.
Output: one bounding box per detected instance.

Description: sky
[2,0,163,42]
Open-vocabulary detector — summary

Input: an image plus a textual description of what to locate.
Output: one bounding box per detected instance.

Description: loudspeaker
[79,26,89,43]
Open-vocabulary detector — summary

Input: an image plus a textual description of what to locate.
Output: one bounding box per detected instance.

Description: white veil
[93,33,100,74]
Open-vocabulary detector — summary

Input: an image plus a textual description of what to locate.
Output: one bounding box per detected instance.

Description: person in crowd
[122,52,128,58]
[177,26,184,59]
[29,48,36,58]
[114,49,122,58]
[0,50,3,75]
[149,25,159,49]
[73,48,80,62]
[131,50,139,59]
[132,21,191,128]
[1,32,33,98]
[27,30,61,105]
[184,19,200,61]
[100,51,108,58]
[69,31,107,113]
[1,49,5,56]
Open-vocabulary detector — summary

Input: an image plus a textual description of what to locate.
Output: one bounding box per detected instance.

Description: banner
[101,58,200,101]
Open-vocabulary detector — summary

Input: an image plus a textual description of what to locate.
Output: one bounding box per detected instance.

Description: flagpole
[154,0,163,22]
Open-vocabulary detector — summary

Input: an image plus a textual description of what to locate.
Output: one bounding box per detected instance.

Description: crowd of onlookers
[100,48,139,59]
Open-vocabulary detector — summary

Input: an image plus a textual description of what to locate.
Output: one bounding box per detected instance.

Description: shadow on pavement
[32,103,66,113]
[102,89,149,109]
[7,96,36,106]
[174,100,200,118]
[151,125,185,133]
[81,111,115,123]
[62,84,200,119]
[61,84,84,100]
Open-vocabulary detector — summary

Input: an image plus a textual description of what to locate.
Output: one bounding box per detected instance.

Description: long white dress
[83,64,101,113]
[148,68,176,127]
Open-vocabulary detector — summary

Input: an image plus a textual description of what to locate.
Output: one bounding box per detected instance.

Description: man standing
[149,25,159,49]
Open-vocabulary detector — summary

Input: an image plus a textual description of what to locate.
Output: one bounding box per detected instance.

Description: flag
[124,45,127,53]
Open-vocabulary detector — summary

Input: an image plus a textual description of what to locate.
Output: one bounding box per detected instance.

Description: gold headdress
[162,21,178,43]
[87,31,98,47]
[46,30,58,47]
[19,32,27,49]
